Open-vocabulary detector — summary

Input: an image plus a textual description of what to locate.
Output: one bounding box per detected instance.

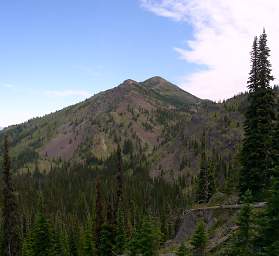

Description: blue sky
[0,0,196,127]
[1,0,278,127]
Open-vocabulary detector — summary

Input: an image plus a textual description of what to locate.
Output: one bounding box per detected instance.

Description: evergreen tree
[257,175,279,256]
[232,190,254,256]
[129,217,161,256]
[196,132,215,203]
[59,231,70,256]
[95,177,103,255]
[191,221,207,256]
[272,114,279,170]
[81,224,94,256]
[99,224,113,256]
[31,212,51,256]
[247,36,260,91]
[115,145,124,220]
[48,229,63,256]
[258,30,274,89]
[207,160,216,199]
[176,242,191,256]
[240,31,275,200]
[128,225,141,256]
[159,211,168,243]
[2,135,20,256]
[22,233,34,256]
[141,218,161,256]
[114,208,126,255]
[68,232,78,256]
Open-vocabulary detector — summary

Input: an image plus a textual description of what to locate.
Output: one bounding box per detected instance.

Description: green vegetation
[196,131,216,203]
[176,243,191,256]
[2,135,20,256]
[191,221,208,256]
[0,32,278,255]
[240,31,276,200]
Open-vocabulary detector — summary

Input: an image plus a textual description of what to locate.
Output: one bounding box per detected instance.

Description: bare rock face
[166,207,238,248]
[165,209,215,247]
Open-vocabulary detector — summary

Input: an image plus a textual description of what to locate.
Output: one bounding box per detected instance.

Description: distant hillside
[0,77,248,190]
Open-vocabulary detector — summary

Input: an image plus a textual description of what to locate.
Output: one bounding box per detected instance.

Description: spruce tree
[110,145,125,252]
[31,212,51,256]
[95,177,103,255]
[128,225,141,256]
[232,190,254,256]
[68,232,78,256]
[81,224,94,256]
[22,232,34,256]
[2,135,20,256]
[258,174,279,256]
[240,31,275,200]
[59,231,70,256]
[99,224,113,256]
[272,114,279,171]
[142,218,162,256]
[48,229,63,256]
[115,145,123,212]
[196,131,215,203]
[258,30,274,89]
[114,208,126,255]
[208,160,216,199]
[191,220,207,256]
[176,242,191,256]
[128,217,161,256]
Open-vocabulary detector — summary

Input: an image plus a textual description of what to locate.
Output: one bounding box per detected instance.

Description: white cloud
[141,0,279,100]
[45,90,91,98]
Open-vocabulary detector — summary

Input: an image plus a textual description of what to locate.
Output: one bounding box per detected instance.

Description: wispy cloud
[45,90,91,97]
[2,83,15,88]
[141,0,279,100]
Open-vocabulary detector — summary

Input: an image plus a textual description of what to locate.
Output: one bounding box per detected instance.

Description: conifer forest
[0,29,279,256]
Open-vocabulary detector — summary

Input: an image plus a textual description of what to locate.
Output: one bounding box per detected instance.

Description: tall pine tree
[95,177,103,255]
[114,208,126,255]
[176,242,191,256]
[29,212,51,256]
[240,31,275,200]
[99,224,113,256]
[2,135,20,256]
[232,190,254,256]
[257,174,279,256]
[196,131,215,203]
[115,145,123,214]
[81,223,94,256]
[272,105,279,171]
[191,220,207,256]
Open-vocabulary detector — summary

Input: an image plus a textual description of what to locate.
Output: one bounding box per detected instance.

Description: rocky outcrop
[166,202,266,249]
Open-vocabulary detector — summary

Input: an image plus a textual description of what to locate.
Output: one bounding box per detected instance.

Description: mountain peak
[121,79,138,86]
[143,76,168,85]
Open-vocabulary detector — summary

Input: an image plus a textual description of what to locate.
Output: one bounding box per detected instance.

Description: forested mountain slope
[0,77,246,187]
[1,76,278,256]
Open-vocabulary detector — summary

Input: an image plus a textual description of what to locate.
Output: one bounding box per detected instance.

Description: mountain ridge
[0,77,244,188]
